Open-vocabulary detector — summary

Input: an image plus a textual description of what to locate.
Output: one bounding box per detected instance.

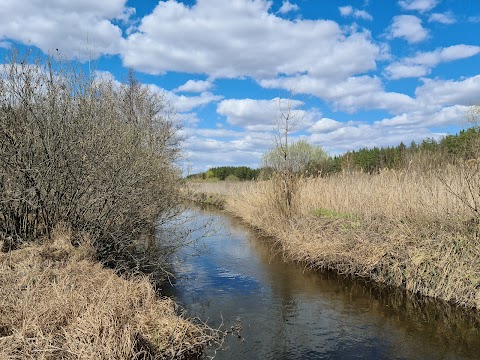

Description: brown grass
[187,181,251,196]
[184,181,252,208]
[225,166,480,310]
[0,225,216,359]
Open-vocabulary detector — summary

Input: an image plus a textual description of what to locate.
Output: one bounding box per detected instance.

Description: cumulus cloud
[0,0,129,59]
[143,83,222,113]
[309,118,344,133]
[376,105,470,128]
[415,75,480,109]
[122,0,379,80]
[385,64,429,79]
[398,0,438,13]
[261,75,415,114]
[429,12,456,24]
[217,97,318,131]
[389,15,428,43]
[339,6,373,21]
[277,1,299,14]
[386,45,480,79]
[174,80,213,93]
[168,91,223,113]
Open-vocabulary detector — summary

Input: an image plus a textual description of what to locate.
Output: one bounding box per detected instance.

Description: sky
[0,0,479,174]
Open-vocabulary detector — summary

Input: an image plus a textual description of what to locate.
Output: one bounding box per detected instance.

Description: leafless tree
[270,97,304,212]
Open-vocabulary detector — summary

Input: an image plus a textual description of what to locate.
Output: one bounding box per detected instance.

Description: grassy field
[202,166,480,310]
[0,226,216,359]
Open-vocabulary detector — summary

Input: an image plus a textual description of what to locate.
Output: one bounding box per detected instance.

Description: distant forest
[186,166,261,181]
[187,127,480,180]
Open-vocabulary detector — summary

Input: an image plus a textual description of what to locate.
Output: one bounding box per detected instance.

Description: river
[162,207,480,359]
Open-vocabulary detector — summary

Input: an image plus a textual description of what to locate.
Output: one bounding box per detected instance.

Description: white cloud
[217,97,318,131]
[309,118,344,133]
[386,45,480,79]
[309,123,441,153]
[174,80,213,93]
[177,112,201,127]
[169,91,224,113]
[439,45,480,62]
[0,41,12,49]
[194,128,245,138]
[261,75,415,114]
[376,105,470,128]
[389,15,428,43]
[385,64,429,79]
[184,131,272,172]
[429,12,456,24]
[339,5,354,16]
[122,0,379,80]
[0,0,129,60]
[277,1,299,14]
[339,6,373,21]
[398,0,438,13]
[145,83,222,112]
[415,75,480,109]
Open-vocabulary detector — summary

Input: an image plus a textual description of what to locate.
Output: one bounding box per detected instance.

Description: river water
[162,208,480,359]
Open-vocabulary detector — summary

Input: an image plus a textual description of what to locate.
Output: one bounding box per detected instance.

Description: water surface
[162,208,480,359]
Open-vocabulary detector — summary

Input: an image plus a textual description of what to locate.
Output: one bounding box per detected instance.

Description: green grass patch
[312,208,355,219]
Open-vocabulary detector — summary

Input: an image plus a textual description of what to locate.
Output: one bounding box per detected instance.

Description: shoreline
[187,176,480,312]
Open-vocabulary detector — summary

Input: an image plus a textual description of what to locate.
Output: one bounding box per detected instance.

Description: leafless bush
[0,50,183,275]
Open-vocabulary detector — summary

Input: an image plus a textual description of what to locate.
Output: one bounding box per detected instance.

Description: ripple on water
[165,208,480,360]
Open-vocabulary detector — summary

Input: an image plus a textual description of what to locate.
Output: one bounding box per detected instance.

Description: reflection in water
[161,207,480,359]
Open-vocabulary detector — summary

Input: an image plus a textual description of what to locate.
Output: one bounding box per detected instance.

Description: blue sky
[1,0,479,173]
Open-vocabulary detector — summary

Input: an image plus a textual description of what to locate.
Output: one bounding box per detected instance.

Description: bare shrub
[0,49,183,275]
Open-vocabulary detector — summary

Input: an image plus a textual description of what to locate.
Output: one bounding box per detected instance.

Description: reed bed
[0,226,216,359]
[185,181,253,208]
[187,181,252,196]
[226,165,480,309]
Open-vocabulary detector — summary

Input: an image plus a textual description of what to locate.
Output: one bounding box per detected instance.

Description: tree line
[329,127,480,174]
[188,127,480,180]
[187,166,260,181]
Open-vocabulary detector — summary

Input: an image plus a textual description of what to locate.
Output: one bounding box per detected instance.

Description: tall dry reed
[226,165,480,309]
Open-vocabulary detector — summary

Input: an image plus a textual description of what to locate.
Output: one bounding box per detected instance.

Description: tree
[262,139,328,175]
[265,97,305,211]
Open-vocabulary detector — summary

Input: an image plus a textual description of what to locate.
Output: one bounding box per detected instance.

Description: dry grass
[226,166,480,310]
[187,181,251,196]
[184,181,252,207]
[0,225,216,359]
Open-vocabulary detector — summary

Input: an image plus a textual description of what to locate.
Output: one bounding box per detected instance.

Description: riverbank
[0,226,216,359]
[184,181,252,208]
[192,166,480,310]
